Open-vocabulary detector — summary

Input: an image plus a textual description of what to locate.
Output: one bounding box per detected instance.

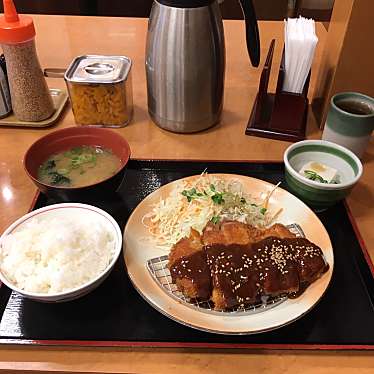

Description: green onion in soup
[38,145,121,187]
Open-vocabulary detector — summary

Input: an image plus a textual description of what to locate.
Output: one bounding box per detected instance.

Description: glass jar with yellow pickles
[64,55,133,127]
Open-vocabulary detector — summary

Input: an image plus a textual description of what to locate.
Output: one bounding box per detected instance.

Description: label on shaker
[0,67,11,118]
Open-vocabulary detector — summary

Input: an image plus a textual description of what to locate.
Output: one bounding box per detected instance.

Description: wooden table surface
[0,15,373,373]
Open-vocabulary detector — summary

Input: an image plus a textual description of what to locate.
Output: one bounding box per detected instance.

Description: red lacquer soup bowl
[24,127,131,202]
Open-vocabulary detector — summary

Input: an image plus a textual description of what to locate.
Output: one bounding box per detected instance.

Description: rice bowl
[0,203,122,302]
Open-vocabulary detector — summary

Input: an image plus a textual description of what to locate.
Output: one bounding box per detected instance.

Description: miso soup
[38,146,121,187]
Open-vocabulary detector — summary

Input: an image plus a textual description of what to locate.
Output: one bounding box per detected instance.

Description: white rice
[0,215,117,294]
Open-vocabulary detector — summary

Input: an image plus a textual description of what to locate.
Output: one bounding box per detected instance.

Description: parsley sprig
[181,188,204,202]
[181,184,227,205]
[211,216,220,224]
[180,181,269,225]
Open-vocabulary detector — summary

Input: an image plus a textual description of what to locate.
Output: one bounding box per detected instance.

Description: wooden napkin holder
[245,39,310,142]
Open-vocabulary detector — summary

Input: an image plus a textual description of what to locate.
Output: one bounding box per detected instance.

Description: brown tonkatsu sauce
[169,235,329,310]
[205,244,261,309]
[206,237,329,309]
[169,250,211,299]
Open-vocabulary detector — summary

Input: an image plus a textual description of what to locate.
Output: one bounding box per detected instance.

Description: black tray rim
[1,159,373,350]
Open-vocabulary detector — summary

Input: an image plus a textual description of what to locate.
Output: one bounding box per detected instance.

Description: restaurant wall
[0,0,289,20]
[312,0,374,128]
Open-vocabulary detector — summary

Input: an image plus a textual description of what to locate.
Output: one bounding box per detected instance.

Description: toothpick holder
[245,39,310,142]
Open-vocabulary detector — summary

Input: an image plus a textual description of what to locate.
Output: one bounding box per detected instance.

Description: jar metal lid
[64,55,132,84]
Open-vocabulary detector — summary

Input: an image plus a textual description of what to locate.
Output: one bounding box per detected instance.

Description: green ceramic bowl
[284,140,363,211]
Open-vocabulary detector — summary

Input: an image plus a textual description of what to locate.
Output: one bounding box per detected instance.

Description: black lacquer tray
[0,160,373,349]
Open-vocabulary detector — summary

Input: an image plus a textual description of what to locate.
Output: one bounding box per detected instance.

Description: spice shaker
[0,0,54,121]
[64,55,133,127]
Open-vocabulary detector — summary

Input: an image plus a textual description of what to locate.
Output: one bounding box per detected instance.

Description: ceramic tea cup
[322,92,374,158]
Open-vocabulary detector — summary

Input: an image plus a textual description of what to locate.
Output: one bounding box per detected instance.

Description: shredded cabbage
[143,174,281,251]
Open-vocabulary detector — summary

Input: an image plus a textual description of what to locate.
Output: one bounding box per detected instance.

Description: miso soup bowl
[24,127,131,202]
[284,140,362,211]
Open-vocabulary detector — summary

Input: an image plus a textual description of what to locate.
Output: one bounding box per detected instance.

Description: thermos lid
[64,55,132,84]
[157,0,215,8]
[0,0,35,44]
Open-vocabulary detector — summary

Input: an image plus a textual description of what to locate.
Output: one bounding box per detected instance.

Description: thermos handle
[238,0,260,67]
[43,68,66,78]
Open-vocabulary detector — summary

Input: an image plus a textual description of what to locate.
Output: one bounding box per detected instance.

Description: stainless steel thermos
[145,0,260,133]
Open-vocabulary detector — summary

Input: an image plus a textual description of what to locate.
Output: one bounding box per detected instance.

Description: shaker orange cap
[0,0,35,44]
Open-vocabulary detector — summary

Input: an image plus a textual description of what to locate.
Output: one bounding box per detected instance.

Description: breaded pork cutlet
[208,236,329,310]
[202,220,254,246]
[250,236,329,299]
[205,243,261,310]
[168,220,297,307]
[168,229,211,300]
[202,221,325,310]
[287,237,330,289]
[168,220,328,311]
[201,221,298,310]
[202,220,295,247]
[256,223,297,241]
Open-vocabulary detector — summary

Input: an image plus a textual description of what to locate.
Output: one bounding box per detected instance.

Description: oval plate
[123,174,334,335]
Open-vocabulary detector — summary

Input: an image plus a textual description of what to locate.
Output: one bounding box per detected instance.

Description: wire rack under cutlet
[146,223,306,316]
